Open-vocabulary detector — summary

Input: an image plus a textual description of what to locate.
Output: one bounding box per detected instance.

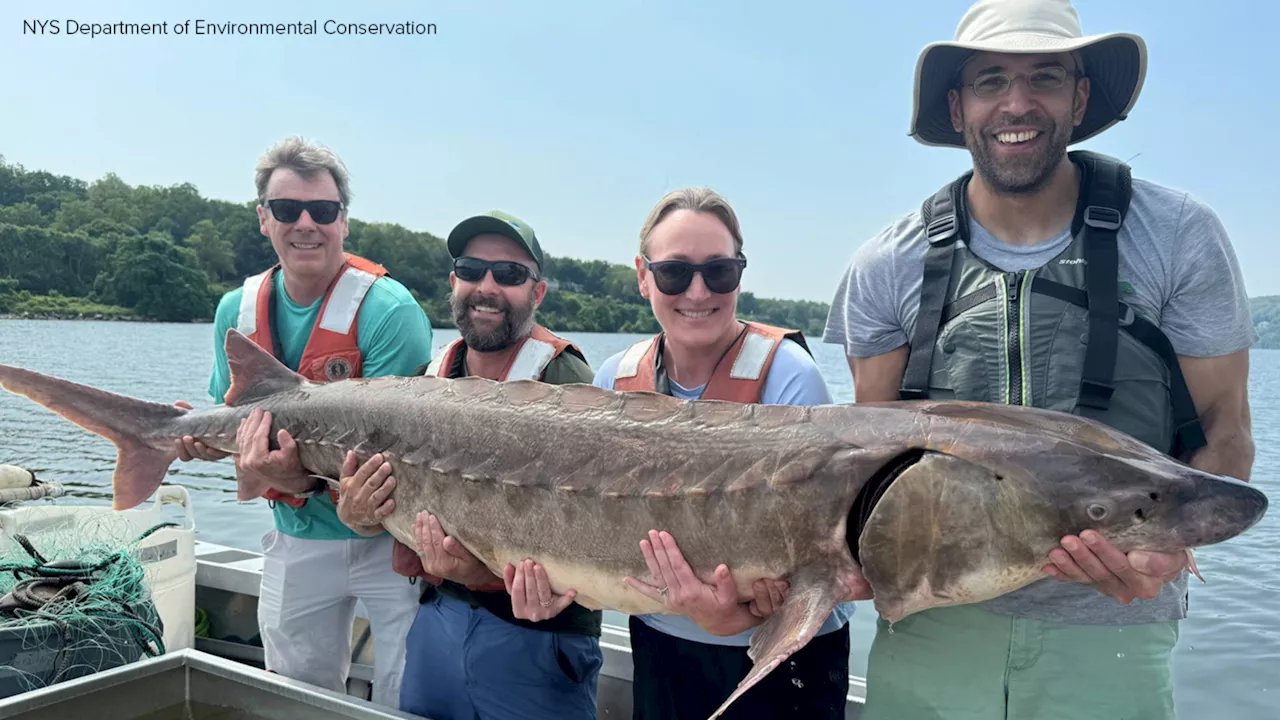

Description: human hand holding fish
[1042,529,1196,604]
[336,451,396,536]
[414,511,501,587]
[624,530,785,636]
[747,577,790,619]
[505,559,578,621]
[234,407,314,495]
[172,401,230,461]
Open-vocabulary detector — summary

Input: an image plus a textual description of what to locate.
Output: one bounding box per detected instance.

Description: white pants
[258,529,420,708]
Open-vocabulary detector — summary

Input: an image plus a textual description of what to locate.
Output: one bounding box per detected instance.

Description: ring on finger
[539,599,553,608]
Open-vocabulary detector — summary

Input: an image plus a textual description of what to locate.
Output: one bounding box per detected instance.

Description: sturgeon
[0,328,1268,719]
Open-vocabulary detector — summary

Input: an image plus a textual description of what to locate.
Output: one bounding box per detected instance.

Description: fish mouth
[847,448,928,565]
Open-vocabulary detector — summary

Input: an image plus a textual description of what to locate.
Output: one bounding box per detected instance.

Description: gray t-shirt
[823,177,1257,625]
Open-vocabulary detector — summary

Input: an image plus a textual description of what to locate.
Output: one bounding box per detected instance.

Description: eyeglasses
[265,199,345,224]
[453,257,539,286]
[962,66,1075,98]
[643,256,747,295]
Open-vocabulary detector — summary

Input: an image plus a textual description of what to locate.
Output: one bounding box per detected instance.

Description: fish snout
[1175,475,1269,548]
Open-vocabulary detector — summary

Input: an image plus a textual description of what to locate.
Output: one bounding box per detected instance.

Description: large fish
[0,329,1268,718]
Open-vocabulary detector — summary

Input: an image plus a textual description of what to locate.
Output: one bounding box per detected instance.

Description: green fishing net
[0,520,169,696]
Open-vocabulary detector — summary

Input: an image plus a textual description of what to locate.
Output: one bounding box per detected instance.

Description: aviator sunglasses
[643,255,747,295]
[453,256,539,286]
[265,198,345,225]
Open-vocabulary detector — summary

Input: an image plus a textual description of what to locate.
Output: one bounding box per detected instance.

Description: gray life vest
[899,150,1206,461]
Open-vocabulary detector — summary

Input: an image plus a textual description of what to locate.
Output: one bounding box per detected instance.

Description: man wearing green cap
[823,0,1255,718]
[335,210,602,720]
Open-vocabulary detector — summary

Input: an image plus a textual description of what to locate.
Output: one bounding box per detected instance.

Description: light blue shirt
[593,335,855,647]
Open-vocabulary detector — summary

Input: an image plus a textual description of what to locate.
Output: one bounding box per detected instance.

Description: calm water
[0,319,1275,718]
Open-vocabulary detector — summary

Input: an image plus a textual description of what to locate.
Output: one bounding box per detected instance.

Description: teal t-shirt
[208,271,434,540]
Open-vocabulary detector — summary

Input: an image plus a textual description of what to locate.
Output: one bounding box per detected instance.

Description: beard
[451,288,536,352]
[965,109,1074,196]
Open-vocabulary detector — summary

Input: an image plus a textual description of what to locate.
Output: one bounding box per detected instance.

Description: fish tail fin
[708,562,849,720]
[0,363,184,510]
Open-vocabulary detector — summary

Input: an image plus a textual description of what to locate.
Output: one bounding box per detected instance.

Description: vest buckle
[1119,304,1135,326]
[925,214,958,244]
[1078,379,1115,409]
[1083,206,1122,231]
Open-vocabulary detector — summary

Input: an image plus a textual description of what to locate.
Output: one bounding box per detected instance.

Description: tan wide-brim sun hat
[909,0,1147,148]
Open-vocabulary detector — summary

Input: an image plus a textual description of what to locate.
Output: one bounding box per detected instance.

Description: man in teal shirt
[178,136,433,708]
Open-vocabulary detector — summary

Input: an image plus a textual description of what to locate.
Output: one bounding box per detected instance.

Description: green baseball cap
[446,210,544,271]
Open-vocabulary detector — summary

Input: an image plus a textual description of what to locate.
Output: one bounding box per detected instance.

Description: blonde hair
[639,187,744,257]
[254,136,352,208]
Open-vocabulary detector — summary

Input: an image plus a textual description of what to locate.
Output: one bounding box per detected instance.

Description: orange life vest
[422,324,584,381]
[236,252,389,508]
[613,320,808,403]
[390,323,585,583]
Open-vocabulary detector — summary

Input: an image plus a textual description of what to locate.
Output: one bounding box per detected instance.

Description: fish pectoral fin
[113,439,180,511]
[1185,549,1205,583]
[708,563,845,720]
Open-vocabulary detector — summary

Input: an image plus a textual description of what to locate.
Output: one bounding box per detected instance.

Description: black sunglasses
[265,198,345,225]
[643,256,746,295]
[453,257,539,286]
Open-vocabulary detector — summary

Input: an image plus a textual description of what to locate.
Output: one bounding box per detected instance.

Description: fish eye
[1086,504,1108,521]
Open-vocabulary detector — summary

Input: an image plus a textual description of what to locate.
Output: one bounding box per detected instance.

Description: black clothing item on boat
[628,614,851,720]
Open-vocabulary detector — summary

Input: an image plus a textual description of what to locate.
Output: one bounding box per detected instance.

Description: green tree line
[0,156,833,335]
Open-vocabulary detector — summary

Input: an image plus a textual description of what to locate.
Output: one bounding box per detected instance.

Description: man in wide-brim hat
[823,1,1257,717]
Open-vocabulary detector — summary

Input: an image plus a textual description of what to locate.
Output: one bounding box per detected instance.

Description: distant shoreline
[0,313,626,336]
[0,311,159,322]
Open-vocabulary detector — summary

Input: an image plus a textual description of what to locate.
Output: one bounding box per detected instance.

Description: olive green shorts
[861,605,1180,720]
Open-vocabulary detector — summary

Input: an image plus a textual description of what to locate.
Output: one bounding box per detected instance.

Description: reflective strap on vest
[318,266,378,335]
[237,272,270,334]
[616,338,655,379]
[506,338,558,380]
[728,332,777,381]
[423,341,460,377]
[422,355,446,377]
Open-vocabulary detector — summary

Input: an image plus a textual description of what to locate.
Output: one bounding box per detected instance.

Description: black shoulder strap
[651,333,673,397]
[900,177,967,400]
[1074,150,1132,411]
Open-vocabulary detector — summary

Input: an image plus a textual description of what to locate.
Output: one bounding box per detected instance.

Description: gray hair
[254,136,352,208]
[639,187,744,258]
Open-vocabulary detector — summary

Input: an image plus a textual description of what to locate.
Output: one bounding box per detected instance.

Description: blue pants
[398,591,603,720]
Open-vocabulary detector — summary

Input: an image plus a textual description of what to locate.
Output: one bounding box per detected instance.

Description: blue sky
[1,0,1274,303]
